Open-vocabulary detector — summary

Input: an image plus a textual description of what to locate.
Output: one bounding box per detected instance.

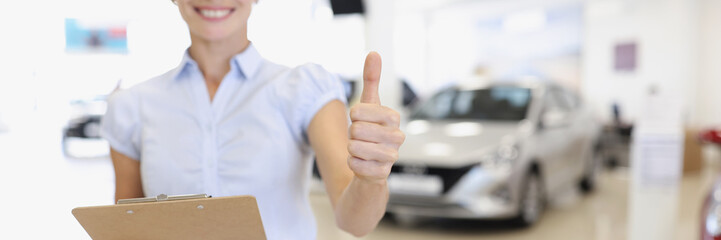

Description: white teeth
[200,9,231,18]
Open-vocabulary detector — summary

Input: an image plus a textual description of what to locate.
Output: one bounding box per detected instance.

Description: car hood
[398,120,522,168]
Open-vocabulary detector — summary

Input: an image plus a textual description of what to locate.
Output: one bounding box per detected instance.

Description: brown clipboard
[72,194,266,240]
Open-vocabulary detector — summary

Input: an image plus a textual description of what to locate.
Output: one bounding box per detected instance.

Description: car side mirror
[540,110,570,130]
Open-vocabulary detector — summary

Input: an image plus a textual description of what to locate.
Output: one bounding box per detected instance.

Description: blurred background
[1,0,721,239]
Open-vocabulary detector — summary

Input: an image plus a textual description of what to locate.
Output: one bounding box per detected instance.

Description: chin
[191,27,239,42]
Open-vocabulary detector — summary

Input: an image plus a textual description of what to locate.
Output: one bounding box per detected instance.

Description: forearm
[308,52,405,237]
[334,176,389,237]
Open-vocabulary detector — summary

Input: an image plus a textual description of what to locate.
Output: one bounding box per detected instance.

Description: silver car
[387,81,602,226]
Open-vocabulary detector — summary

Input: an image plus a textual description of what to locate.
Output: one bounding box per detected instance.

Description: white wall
[696,0,721,128]
[2,0,718,127]
[0,0,369,129]
[581,0,701,126]
[250,0,367,78]
[392,0,720,129]
[394,0,583,98]
[0,0,189,128]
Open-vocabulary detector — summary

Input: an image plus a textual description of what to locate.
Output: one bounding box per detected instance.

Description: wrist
[353,175,388,187]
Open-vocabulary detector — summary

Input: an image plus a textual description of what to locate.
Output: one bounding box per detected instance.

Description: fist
[348,52,405,184]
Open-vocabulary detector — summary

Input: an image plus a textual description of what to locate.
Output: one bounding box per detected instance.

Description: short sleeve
[293,63,348,141]
[100,89,141,160]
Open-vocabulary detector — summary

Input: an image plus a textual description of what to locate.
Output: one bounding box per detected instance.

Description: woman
[100,0,404,239]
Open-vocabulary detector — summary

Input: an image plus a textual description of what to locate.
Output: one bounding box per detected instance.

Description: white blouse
[100,44,348,240]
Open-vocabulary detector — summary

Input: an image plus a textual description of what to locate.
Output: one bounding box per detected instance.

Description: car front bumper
[386,166,519,219]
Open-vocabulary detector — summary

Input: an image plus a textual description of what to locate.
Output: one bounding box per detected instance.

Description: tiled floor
[0,113,717,239]
[312,166,717,240]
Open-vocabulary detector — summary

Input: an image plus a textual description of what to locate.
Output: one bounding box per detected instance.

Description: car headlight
[481,144,521,168]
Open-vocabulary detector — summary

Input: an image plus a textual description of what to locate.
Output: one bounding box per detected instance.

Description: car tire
[513,171,544,227]
[579,144,602,194]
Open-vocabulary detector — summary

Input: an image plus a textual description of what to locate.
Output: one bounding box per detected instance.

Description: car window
[412,86,532,121]
[543,92,560,112]
[557,89,580,110]
[545,89,573,113]
[418,89,455,119]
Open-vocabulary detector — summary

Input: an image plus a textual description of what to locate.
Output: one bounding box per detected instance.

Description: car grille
[390,164,475,193]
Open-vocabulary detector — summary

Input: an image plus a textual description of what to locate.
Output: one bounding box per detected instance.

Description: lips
[194,7,235,21]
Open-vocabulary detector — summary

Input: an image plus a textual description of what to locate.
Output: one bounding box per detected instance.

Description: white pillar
[628,91,684,240]
[697,0,721,127]
[364,0,401,111]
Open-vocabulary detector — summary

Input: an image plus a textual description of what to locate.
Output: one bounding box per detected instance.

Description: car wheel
[579,144,602,193]
[514,171,544,227]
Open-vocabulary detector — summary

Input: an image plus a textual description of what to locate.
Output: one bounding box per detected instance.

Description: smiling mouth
[195,7,235,20]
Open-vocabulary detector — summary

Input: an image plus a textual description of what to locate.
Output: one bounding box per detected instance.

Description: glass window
[545,89,573,112]
[412,86,532,121]
[559,89,580,110]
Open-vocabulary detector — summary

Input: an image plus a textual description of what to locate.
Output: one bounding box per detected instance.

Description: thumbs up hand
[348,52,405,184]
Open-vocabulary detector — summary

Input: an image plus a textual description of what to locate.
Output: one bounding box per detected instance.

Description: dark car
[64,115,102,139]
[62,96,108,157]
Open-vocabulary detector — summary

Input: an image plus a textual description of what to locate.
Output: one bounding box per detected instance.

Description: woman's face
[175,0,254,41]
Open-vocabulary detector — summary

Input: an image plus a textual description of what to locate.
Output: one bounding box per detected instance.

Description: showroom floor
[312,166,716,240]
[0,113,717,239]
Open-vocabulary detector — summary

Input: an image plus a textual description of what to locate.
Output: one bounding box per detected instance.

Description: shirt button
[206,124,212,132]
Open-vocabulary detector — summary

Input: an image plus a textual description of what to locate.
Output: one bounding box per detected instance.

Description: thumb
[361,51,382,105]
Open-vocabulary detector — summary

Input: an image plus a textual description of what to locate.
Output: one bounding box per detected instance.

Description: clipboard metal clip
[117,194,211,204]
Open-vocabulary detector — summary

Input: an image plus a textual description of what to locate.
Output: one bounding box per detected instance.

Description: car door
[554,89,589,180]
[534,88,576,194]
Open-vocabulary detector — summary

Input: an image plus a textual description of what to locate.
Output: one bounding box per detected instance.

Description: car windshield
[412,86,531,121]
